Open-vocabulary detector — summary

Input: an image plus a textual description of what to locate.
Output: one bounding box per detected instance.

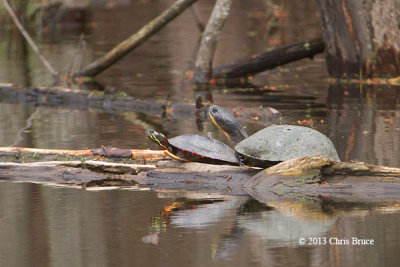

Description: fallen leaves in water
[142,233,159,245]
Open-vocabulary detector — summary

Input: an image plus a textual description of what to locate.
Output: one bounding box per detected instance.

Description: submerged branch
[74,0,198,78]
[2,0,59,82]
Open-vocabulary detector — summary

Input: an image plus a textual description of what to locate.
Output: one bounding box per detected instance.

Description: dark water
[1,1,400,266]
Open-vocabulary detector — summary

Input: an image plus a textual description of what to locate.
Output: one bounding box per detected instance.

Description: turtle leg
[165,150,189,161]
[235,152,246,166]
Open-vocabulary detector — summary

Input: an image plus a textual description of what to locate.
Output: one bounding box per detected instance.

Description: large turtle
[146,129,239,165]
[208,105,340,167]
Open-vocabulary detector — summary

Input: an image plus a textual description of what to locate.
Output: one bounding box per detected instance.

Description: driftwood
[74,0,198,78]
[0,83,282,124]
[212,38,325,78]
[193,0,233,83]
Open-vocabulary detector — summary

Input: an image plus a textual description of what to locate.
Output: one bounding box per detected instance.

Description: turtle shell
[169,134,239,165]
[235,125,340,167]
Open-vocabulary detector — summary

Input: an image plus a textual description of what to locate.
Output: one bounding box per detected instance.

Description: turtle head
[208,105,249,144]
[146,129,171,151]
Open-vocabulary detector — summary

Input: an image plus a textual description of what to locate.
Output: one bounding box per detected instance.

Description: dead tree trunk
[193,0,233,84]
[316,0,400,78]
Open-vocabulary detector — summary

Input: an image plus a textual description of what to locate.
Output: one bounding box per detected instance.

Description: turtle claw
[235,152,246,166]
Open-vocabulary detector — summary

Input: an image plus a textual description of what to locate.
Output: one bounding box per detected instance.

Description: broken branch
[74,0,198,78]
[2,0,59,82]
[213,38,325,78]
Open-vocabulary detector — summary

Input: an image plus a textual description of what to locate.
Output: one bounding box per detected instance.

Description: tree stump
[316,0,400,78]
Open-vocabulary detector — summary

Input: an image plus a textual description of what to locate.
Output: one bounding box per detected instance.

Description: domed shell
[235,125,340,164]
[169,135,238,164]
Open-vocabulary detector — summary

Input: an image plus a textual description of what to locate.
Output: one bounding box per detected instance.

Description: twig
[79,34,87,71]
[62,33,87,85]
[189,5,204,32]
[74,0,198,78]
[2,0,59,83]
[10,108,41,147]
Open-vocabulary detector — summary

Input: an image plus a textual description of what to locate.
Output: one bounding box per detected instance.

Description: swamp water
[0,1,399,266]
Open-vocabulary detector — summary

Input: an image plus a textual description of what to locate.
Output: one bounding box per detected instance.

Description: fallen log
[135,160,259,195]
[244,157,400,202]
[212,38,324,78]
[0,146,169,162]
[2,150,400,202]
[0,83,281,125]
[0,160,155,187]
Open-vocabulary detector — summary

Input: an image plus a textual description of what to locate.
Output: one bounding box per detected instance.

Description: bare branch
[189,5,204,32]
[74,0,198,78]
[193,0,233,84]
[2,0,59,82]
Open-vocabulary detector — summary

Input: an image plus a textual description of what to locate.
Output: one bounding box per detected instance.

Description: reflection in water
[238,208,335,248]
[327,84,400,167]
[0,182,400,266]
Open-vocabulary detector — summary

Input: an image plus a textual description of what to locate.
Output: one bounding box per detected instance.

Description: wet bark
[193,0,233,84]
[316,0,400,78]
[212,38,325,78]
[74,0,198,78]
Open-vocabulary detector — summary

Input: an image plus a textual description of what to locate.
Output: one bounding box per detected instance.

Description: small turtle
[208,105,340,167]
[146,129,239,165]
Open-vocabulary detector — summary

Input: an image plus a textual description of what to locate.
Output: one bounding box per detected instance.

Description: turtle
[146,129,239,165]
[208,105,340,167]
